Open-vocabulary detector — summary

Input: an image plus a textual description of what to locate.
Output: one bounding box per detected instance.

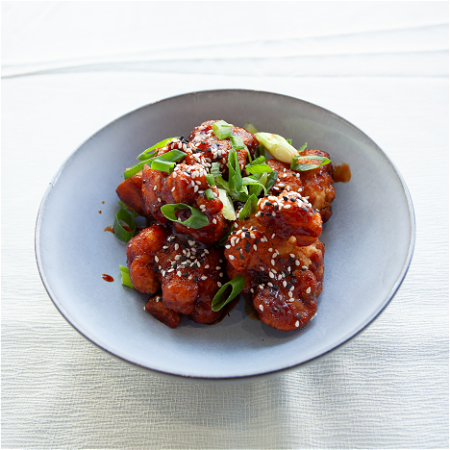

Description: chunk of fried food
[127,224,228,325]
[257,191,322,247]
[188,120,259,172]
[224,215,324,332]
[267,151,335,223]
[115,172,150,217]
[141,161,229,244]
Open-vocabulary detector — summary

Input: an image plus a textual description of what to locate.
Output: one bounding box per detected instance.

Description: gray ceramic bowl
[35,89,415,381]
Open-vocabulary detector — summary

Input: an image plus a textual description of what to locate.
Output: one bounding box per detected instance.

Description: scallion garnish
[136,137,177,161]
[211,275,246,312]
[291,155,331,171]
[248,172,268,197]
[212,120,233,139]
[255,132,299,163]
[205,188,215,201]
[160,203,210,229]
[119,265,134,289]
[205,174,215,186]
[298,142,307,152]
[265,170,279,192]
[238,194,258,220]
[151,159,175,173]
[286,138,293,145]
[230,135,245,150]
[124,160,151,180]
[118,201,139,218]
[218,189,236,220]
[250,155,267,165]
[244,122,258,134]
[113,208,136,242]
[156,149,186,163]
[245,163,273,175]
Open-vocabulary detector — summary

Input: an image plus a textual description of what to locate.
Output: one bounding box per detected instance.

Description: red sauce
[333,162,352,183]
[102,274,114,282]
[206,297,240,325]
[104,226,114,233]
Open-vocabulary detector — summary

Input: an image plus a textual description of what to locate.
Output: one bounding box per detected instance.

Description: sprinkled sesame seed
[268,248,273,252]
[267,282,273,287]
[295,321,300,327]
[271,233,276,239]
[306,287,311,294]
[302,265,308,270]
[253,245,257,251]
[295,260,300,266]
[229,255,235,260]
[288,291,293,298]
[259,305,264,312]
[269,272,274,279]
[283,281,287,287]
[174,243,179,251]
[215,266,221,270]
[225,245,231,249]
[177,271,181,277]
[219,273,223,277]
[271,260,275,266]
[201,276,207,280]
[217,282,222,288]
[155,256,159,263]
[290,254,295,258]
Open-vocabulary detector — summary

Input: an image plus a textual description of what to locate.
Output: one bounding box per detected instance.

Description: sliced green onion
[136,137,177,161]
[250,155,267,165]
[156,149,186,163]
[124,160,152,180]
[161,203,209,229]
[255,132,299,163]
[205,174,215,186]
[286,138,293,145]
[119,265,134,289]
[247,149,252,164]
[212,120,233,139]
[113,208,136,242]
[248,173,268,197]
[239,194,258,220]
[151,159,175,173]
[245,163,273,175]
[254,144,267,159]
[211,162,221,175]
[205,188,215,201]
[244,122,258,134]
[265,170,279,192]
[117,201,139,218]
[217,225,235,246]
[228,147,243,192]
[218,189,236,220]
[298,142,307,152]
[211,275,246,312]
[230,135,245,150]
[136,149,158,161]
[291,155,331,171]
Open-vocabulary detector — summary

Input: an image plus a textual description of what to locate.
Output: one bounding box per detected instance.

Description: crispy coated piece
[116,173,149,217]
[145,294,181,328]
[257,192,322,247]
[141,162,228,244]
[188,120,258,172]
[127,224,228,325]
[267,152,335,223]
[299,149,335,223]
[224,215,324,332]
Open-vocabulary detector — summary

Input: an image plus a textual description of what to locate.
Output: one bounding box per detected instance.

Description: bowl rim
[35,88,416,382]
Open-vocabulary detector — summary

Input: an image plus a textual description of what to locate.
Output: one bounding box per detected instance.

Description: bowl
[35,89,415,381]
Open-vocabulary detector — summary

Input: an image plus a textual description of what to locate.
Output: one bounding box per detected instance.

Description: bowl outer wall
[35,89,415,380]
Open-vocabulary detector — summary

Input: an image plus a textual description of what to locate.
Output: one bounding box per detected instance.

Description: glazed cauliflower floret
[267,150,335,223]
[141,162,228,244]
[224,215,324,332]
[126,224,228,326]
[187,120,259,172]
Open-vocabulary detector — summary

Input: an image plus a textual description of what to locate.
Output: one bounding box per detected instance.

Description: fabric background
[2,2,448,449]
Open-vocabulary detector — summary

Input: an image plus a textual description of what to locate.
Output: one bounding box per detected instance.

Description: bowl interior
[36,90,414,379]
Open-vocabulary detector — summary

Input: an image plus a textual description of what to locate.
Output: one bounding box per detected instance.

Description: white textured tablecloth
[2,2,448,449]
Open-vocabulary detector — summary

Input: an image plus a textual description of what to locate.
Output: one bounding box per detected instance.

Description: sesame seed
[295,320,300,327]
[155,256,159,263]
[306,287,311,294]
[258,284,264,289]
[302,266,308,270]
[259,305,264,312]
[153,186,157,191]
[177,271,181,277]
[268,248,273,252]
[253,245,257,251]
[216,266,221,270]
[201,276,207,280]
[269,272,274,279]
[295,260,300,266]
[225,245,231,249]
[205,264,210,269]
[271,260,275,266]
[288,291,293,298]
[219,273,223,277]
[283,281,287,287]
[188,240,195,246]
[217,282,222,288]
[271,233,275,239]
[174,243,179,251]
[229,255,235,260]
[290,254,295,258]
